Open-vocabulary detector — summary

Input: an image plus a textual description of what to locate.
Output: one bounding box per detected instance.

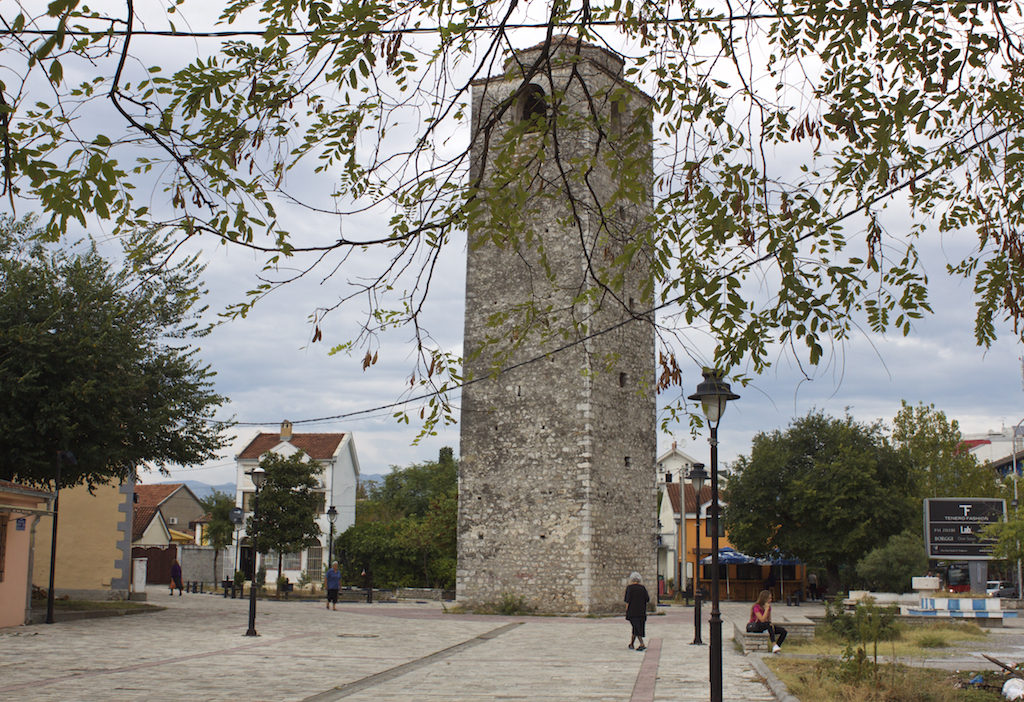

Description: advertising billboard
[924,498,1006,560]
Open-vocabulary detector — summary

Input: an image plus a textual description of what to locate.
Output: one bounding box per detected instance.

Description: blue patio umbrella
[704,547,754,564]
[701,548,755,597]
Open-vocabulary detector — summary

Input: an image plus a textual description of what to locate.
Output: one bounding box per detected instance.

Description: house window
[307,545,323,575]
[0,516,6,582]
[265,551,303,571]
[167,517,178,525]
[704,519,725,538]
[242,492,254,513]
[314,492,326,514]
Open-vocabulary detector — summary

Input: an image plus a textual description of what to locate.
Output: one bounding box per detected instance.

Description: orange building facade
[660,471,806,602]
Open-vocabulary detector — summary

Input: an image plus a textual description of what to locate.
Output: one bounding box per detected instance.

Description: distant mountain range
[159,474,386,501]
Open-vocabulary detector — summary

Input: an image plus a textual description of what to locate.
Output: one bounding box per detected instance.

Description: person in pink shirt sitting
[746,590,787,653]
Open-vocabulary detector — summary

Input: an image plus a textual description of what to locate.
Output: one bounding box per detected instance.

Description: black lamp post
[327,505,338,566]
[688,462,708,646]
[689,369,739,702]
[245,466,266,637]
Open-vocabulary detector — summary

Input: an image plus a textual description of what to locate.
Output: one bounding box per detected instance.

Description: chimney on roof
[281,420,293,442]
[672,440,677,450]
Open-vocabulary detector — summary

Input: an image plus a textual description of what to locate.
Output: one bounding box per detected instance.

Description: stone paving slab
[0,589,784,701]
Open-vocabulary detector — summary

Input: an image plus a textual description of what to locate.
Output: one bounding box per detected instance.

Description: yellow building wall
[32,482,131,596]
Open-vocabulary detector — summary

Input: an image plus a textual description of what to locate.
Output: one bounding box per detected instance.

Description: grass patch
[765,657,1002,701]
[784,620,987,658]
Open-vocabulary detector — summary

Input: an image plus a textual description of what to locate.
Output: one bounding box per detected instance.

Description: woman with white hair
[624,571,650,650]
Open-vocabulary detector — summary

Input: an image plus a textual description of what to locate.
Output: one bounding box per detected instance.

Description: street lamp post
[245,466,266,637]
[229,507,244,597]
[676,510,683,600]
[1014,420,1024,598]
[688,463,708,646]
[689,369,739,702]
[327,505,338,567]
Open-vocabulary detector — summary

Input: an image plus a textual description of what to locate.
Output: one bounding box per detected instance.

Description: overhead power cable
[217,113,1022,429]
[1,1,997,40]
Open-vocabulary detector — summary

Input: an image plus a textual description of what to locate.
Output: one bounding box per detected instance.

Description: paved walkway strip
[629,638,662,702]
[0,631,319,694]
[301,622,524,701]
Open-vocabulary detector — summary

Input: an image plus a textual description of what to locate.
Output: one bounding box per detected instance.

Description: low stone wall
[394,588,456,601]
[735,615,815,653]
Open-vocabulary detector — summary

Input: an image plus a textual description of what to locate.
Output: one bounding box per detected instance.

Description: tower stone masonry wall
[458,38,657,614]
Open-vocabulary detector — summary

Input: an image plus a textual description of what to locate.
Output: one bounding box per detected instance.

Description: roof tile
[134,484,182,507]
[132,504,160,541]
[237,433,345,460]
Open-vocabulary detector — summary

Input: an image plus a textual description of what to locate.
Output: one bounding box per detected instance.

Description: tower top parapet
[502,35,625,79]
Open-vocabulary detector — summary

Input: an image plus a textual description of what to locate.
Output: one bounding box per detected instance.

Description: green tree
[200,490,237,583]
[982,511,1024,566]
[0,216,227,488]
[5,6,1024,432]
[339,448,457,588]
[855,530,929,593]
[725,411,917,590]
[249,451,322,575]
[368,446,458,519]
[891,401,1002,499]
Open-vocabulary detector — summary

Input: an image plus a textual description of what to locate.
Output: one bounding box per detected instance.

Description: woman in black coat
[624,572,650,651]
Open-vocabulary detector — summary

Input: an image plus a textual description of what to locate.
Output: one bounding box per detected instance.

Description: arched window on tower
[519,83,547,131]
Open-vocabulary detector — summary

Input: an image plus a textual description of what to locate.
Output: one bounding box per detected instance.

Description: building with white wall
[234,421,359,582]
[656,443,698,592]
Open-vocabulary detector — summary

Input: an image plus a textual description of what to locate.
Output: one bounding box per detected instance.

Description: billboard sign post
[924,498,1005,560]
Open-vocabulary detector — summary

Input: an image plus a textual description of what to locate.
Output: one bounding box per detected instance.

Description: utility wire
[218,114,1022,429]
[1,1,997,40]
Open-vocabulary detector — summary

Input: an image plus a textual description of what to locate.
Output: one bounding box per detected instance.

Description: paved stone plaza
[9,589,1024,701]
[1,588,782,701]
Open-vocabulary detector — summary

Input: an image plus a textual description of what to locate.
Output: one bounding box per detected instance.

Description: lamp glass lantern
[688,369,740,428]
[688,463,708,494]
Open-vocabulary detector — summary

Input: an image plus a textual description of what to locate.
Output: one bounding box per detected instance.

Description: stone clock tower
[457,37,657,613]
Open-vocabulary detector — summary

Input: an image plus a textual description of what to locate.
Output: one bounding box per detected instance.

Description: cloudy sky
[137,192,1024,488]
[14,4,1022,486]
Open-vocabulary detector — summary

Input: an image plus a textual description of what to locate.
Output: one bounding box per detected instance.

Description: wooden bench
[734,615,815,653]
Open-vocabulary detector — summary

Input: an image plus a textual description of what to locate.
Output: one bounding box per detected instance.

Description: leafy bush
[824,597,900,643]
[498,593,530,615]
[855,530,928,593]
[234,569,247,585]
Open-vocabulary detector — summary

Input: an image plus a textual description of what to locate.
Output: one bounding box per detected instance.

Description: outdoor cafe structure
[662,479,807,602]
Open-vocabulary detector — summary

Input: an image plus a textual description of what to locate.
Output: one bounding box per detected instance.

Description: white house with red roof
[656,443,699,593]
[234,421,358,582]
